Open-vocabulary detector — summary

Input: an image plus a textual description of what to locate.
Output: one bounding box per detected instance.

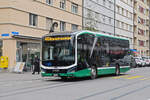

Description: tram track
[110,83,150,100]
[0,77,45,88]
[76,79,149,100]
[0,77,92,98]
[0,81,71,98]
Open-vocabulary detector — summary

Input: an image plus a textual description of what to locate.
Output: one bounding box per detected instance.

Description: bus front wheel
[90,66,97,79]
[115,64,120,76]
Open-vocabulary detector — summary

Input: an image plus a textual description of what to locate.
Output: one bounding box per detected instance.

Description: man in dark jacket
[32,55,40,74]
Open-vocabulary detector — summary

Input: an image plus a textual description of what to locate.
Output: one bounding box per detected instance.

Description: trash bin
[0,56,8,69]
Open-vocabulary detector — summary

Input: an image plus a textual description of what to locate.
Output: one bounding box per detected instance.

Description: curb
[0,68,8,73]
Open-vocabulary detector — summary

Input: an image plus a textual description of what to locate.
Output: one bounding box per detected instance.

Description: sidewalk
[0,68,8,73]
[0,71,42,82]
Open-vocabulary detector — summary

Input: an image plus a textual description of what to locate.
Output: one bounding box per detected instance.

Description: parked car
[142,57,150,66]
[133,57,145,67]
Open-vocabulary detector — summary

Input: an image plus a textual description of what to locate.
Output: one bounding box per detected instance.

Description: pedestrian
[31,58,34,71]
[32,55,40,74]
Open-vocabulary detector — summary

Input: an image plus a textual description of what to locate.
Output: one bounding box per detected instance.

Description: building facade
[83,0,134,49]
[115,0,134,49]
[0,0,82,70]
[83,0,115,35]
[133,0,150,56]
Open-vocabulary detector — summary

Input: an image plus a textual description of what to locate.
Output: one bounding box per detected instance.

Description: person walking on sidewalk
[32,55,40,74]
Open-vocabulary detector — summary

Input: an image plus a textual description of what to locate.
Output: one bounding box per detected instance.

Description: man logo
[53,69,59,73]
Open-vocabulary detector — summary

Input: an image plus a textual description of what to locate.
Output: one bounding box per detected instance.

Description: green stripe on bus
[80,31,129,40]
[41,67,130,78]
[41,72,53,77]
[97,68,116,75]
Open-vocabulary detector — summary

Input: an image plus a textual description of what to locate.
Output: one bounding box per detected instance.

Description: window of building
[139,6,145,14]
[71,3,78,14]
[103,0,106,6]
[138,40,145,46]
[72,24,78,31]
[116,6,119,13]
[129,25,132,31]
[125,24,128,30]
[122,8,124,15]
[116,20,120,27]
[46,0,53,5]
[102,15,105,22]
[109,1,112,8]
[46,17,53,30]
[60,0,66,9]
[60,21,66,31]
[138,17,145,25]
[121,22,124,29]
[119,7,122,14]
[126,10,128,17]
[95,12,99,20]
[29,13,38,26]
[109,17,111,24]
[129,12,132,19]
[138,28,145,36]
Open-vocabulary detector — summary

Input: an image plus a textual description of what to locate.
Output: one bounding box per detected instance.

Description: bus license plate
[53,74,58,77]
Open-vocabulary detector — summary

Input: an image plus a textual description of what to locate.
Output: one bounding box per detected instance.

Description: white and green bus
[41,31,131,79]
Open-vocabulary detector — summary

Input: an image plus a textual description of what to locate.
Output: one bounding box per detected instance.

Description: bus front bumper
[41,72,74,77]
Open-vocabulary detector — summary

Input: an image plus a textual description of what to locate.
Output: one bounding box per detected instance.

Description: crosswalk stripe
[125,76,143,79]
[112,75,129,79]
[140,78,150,80]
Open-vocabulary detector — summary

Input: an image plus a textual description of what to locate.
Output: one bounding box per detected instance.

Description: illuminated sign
[45,37,71,41]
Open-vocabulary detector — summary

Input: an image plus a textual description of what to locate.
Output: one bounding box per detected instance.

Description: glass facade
[16,42,40,70]
[0,41,2,57]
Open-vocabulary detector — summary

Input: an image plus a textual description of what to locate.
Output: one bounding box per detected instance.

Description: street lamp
[49,22,58,33]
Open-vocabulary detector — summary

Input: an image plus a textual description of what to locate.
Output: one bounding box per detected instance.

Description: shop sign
[45,37,71,41]
[14,62,25,73]
[12,32,19,35]
[1,33,9,37]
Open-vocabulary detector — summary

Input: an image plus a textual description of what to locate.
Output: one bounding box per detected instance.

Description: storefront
[1,35,42,71]
[16,42,40,71]
[0,41,2,57]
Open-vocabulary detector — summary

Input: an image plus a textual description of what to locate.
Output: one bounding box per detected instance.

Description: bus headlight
[68,67,76,73]
[41,68,46,73]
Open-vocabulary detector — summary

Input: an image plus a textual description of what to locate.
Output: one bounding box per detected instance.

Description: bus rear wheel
[115,64,120,76]
[90,66,97,79]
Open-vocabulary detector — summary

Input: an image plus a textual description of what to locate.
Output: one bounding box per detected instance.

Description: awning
[130,49,139,54]
[12,35,41,40]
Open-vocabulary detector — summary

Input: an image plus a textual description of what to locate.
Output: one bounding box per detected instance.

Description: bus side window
[77,34,94,68]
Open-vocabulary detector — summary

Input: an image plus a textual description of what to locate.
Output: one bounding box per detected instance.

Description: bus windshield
[42,37,75,67]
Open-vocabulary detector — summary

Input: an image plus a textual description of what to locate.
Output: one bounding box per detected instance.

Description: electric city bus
[41,31,131,79]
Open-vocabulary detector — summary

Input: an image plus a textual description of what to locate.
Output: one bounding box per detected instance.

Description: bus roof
[43,30,129,41]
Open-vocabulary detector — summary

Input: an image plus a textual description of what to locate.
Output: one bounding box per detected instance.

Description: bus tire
[115,64,120,76]
[90,66,97,79]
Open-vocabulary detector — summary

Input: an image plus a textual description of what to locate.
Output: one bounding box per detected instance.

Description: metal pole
[114,0,116,36]
[149,2,150,56]
[82,0,84,30]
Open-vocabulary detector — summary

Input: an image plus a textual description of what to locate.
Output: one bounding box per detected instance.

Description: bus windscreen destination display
[44,37,71,41]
